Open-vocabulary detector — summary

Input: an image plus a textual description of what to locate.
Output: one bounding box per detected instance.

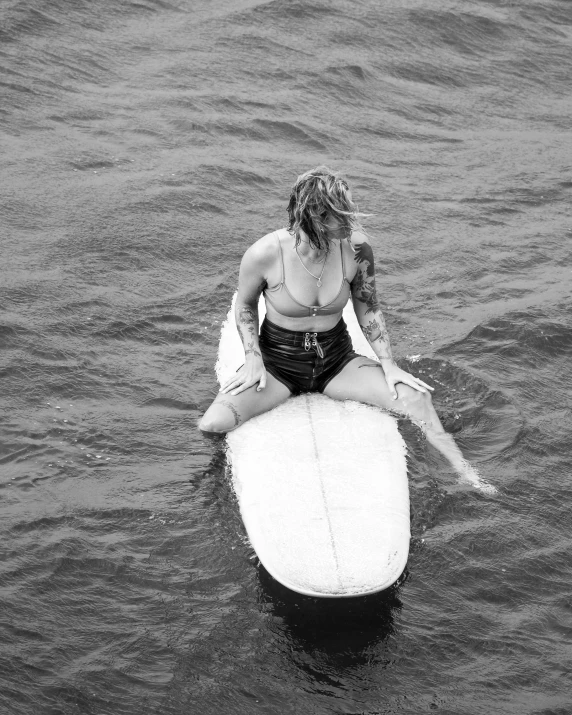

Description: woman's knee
[396,384,434,418]
[199,401,242,434]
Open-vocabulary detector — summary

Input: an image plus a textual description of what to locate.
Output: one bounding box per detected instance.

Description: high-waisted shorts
[259,317,359,395]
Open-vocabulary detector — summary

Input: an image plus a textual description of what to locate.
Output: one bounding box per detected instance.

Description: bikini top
[264,232,352,318]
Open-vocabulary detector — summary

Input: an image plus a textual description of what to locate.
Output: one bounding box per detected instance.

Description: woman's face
[323,214,351,240]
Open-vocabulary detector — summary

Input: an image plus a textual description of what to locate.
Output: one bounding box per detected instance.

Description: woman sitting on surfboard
[200,166,494,492]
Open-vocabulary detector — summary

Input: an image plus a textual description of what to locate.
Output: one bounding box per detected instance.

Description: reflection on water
[257,565,402,664]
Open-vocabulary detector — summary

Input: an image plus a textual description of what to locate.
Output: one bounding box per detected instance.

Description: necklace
[298,239,327,263]
[296,245,328,287]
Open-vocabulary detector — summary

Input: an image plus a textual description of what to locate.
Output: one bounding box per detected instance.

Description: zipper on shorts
[304,332,324,358]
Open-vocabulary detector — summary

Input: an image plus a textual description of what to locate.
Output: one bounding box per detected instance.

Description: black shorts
[259,317,359,395]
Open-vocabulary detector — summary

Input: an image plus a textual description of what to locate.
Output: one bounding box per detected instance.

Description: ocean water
[1,0,571,713]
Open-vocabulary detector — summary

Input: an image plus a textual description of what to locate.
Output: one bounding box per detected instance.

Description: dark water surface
[1,0,572,713]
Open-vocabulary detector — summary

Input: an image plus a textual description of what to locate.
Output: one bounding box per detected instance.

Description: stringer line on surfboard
[304,394,342,591]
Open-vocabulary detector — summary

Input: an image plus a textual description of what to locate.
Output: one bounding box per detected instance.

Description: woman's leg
[199,372,291,434]
[324,357,496,493]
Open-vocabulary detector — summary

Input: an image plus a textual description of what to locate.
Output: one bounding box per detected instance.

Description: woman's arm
[220,240,270,396]
[350,234,496,493]
[350,233,432,399]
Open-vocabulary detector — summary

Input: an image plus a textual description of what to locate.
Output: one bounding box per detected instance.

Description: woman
[200,167,495,493]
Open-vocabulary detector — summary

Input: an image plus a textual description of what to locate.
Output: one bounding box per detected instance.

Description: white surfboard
[216,295,409,598]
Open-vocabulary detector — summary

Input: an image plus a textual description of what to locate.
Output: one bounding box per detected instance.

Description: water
[1,0,571,712]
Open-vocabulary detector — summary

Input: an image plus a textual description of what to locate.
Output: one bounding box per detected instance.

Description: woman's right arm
[220,240,271,396]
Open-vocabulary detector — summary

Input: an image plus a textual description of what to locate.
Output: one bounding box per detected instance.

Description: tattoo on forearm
[244,340,261,358]
[237,305,260,356]
[238,307,256,325]
[360,317,392,359]
[360,318,382,342]
[219,400,241,427]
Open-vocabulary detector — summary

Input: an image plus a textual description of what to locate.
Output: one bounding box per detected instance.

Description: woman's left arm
[350,233,433,400]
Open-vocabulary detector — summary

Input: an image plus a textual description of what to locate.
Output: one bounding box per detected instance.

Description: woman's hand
[381,360,434,400]
[220,355,267,396]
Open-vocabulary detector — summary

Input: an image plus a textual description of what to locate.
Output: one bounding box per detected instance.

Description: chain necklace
[295,245,328,287]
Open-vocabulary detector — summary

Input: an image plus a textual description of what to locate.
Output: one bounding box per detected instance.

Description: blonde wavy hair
[287,166,366,251]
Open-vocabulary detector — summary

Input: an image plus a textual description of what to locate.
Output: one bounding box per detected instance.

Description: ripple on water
[450,312,572,365]
[403,355,523,464]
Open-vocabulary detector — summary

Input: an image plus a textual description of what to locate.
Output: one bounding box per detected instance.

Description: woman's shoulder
[242,228,285,268]
[348,229,370,249]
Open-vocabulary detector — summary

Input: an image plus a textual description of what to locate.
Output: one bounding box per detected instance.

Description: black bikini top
[264,231,351,318]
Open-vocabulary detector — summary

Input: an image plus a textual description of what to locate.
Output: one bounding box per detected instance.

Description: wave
[0,0,181,43]
[445,311,572,364]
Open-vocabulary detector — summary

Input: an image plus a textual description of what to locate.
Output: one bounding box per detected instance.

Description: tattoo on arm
[219,400,241,427]
[244,340,261,358]
[351,241,392,360]
[360,318,391,359]
[360,318,382,342]
[354,242,375,278]
[237,305,261,357]
[238,307,256,326]
[352,242,380,314]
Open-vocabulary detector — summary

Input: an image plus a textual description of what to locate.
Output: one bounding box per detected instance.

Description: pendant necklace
[295,245,328,287]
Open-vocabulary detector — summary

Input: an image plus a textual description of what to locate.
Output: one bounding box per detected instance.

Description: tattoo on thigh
[358,362,383,370]
[219,400,241,427]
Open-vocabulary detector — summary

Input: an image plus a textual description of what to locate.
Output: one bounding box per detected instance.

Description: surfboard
[216,294,409,598]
